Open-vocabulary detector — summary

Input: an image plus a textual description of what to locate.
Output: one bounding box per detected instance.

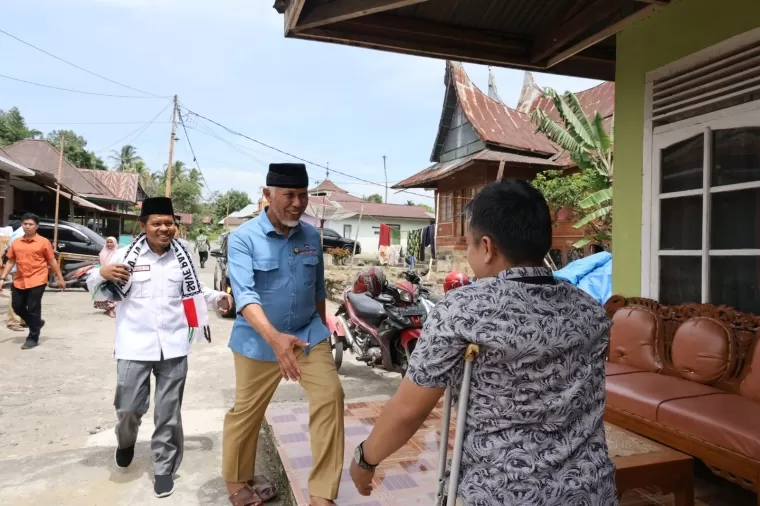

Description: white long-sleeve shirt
[87,244,223,361]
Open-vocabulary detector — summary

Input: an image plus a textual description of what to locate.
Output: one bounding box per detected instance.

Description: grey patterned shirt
[407,267,617,506]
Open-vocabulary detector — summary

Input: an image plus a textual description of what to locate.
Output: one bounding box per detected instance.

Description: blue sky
[1,0,602,205]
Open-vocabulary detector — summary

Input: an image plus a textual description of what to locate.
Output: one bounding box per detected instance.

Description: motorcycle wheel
[331,333,343,371]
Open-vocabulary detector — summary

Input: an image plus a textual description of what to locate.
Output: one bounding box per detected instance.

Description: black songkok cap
[140,197,175,218]
[266,163,309,189]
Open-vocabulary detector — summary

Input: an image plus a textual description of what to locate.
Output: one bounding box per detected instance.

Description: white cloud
[203,167,266,197]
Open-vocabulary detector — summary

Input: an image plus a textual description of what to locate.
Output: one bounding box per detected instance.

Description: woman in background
[93,237,119,318]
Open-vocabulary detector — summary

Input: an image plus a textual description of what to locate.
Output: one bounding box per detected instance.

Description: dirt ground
[0,254,400,506]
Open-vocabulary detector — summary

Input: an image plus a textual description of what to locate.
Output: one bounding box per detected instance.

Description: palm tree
[110,144,142,172]
[531,88,614,248]
[160,160,187,185]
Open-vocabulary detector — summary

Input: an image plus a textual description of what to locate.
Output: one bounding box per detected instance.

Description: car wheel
[343,245,353,254]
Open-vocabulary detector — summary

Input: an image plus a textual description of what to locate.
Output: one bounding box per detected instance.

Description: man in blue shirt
[222,163,344,506]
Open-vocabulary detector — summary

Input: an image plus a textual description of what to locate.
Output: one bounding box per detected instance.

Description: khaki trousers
[222,341,345,500]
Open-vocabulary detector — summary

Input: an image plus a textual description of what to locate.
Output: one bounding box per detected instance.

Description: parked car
[9,218,106,264]
[211,232,235,317]
[321,228,361,254]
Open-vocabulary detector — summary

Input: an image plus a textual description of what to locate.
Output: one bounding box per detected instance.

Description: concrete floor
[0,257,400,506]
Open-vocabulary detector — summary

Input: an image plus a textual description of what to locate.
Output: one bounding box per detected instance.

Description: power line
[181,106,434,200]
[93,100,174,155]
[26,121,173,125]
[177,107,214,198]
[0,73,166,99]
[0,28,168,98]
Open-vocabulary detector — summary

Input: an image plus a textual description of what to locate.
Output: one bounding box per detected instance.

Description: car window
[58,227,87,242]
[68,222,105,246]
[37,225,54,240]
[324,229,339,238]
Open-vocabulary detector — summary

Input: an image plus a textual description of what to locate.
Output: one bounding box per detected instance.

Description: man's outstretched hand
[271,332,309,381]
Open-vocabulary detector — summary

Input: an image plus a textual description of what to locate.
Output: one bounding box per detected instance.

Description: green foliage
[0,107,41,146]
[406,200,434,213]
[530,88,614,248]
[110,144,142,172]
[46,129,107,170]
[214,190,252,222]
[366,193,383,203]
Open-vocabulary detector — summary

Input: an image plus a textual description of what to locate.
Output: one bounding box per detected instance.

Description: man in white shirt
[87,197,232,499]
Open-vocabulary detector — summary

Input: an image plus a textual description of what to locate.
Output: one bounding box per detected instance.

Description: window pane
[711,187,760,249]
[710,256,760,314]
[661,135,704,193]
[712,127,760,187]
[659,256,701,304]
[660,196,702,250]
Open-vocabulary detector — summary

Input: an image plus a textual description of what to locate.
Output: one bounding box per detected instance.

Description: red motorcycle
[328,267,427,376]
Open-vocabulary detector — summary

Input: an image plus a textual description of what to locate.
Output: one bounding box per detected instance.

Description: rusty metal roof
[78,169,142,204]
[525,80,615,122]
[446,62,558,156]
[309,179,346,194]
[394,149,562,190]
[3,140,120,200]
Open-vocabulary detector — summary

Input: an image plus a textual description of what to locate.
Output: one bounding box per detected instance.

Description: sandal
[247,475,277,502]
[229,485,263,506]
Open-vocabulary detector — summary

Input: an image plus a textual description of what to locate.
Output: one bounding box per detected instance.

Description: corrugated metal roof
[525,80,615,122]
[448,62,558,155]
[394,149,561,189]
[3,140,119,200]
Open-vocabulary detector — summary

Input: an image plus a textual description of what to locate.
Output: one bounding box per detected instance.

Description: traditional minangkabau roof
[398,63,615,190]
[430,62,558,163]
[78,169,144,204]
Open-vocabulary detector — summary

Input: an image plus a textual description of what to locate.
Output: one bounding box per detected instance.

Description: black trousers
[11,284,46,341]
[198,251,208,267]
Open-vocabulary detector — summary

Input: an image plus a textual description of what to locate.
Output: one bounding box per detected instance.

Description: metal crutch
[434,344,481,506]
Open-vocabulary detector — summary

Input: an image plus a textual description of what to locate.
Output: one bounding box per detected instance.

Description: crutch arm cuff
[465,344,480,361]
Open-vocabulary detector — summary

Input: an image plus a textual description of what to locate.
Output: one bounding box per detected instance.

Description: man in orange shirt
[0,213,65,349]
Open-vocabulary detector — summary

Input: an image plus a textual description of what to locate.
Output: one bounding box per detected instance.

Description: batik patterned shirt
[407,267,617,506]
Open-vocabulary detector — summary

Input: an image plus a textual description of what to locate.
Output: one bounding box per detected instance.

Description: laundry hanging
[378,224,391,249]
[419,224,436,261]
[407,229,422,259]
[390,227,401,246]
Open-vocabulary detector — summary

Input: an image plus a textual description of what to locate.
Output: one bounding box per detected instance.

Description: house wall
[434,160,585,270]
[320,216,434,255]
[613,0,760,296]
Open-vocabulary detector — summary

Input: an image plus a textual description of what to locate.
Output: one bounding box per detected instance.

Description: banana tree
[531,88,614,248]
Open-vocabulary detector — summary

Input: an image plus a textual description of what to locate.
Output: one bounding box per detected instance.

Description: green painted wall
[613,0,760,296]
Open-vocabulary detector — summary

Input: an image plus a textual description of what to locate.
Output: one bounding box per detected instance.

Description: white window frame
[641,26,760,298]
[343,224,352,238]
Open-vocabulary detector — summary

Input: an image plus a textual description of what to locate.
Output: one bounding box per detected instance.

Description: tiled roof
[3,140,118,199]
[78,169,141,203]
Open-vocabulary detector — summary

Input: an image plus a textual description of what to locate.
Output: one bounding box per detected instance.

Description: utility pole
[53,132,65,249]
[165,95,178,197]
[326,162,330,180]
[382,155,388,203]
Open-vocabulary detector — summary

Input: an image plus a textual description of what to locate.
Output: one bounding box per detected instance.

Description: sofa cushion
[740,338,760,403]
[606,372,722,421]
[609,306,662,372]
[605,362,643,376]
[657,394,760,461]
[671,317,734,385]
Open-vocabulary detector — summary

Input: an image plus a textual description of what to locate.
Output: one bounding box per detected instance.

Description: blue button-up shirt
[227,210,329,361]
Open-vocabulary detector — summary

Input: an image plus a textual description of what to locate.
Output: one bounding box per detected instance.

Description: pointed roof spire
[516,71,543,114]
[487,67,503,103]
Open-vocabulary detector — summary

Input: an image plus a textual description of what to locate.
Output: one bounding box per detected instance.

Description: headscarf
[99,236,118,265]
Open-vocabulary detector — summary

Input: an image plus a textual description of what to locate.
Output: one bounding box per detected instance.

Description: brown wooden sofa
[603,295,760,504]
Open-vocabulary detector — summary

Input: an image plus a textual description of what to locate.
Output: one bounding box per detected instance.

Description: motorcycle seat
[347,292,386,322]
[64,261,96,271]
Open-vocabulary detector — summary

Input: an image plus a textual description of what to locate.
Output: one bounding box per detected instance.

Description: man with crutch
[349,180,617,505]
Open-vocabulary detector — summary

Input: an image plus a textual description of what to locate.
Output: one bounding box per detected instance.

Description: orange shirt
[7,234,54,289]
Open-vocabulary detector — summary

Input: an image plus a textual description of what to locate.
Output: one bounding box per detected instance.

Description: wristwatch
[354,441,378,470]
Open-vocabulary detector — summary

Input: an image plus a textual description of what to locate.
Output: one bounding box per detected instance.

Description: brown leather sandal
[247,475,277,502]
[229,485,264,506]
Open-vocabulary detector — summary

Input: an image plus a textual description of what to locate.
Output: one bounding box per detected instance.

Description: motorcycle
[328,266,435,376]
[48,253,97,290]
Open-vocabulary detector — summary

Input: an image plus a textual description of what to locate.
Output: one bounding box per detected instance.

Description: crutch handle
[464,344,480,362]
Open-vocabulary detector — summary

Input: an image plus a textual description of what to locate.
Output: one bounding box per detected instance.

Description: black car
[211,233,235,317]
[320,228,361,254]
[10,218,106,261]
